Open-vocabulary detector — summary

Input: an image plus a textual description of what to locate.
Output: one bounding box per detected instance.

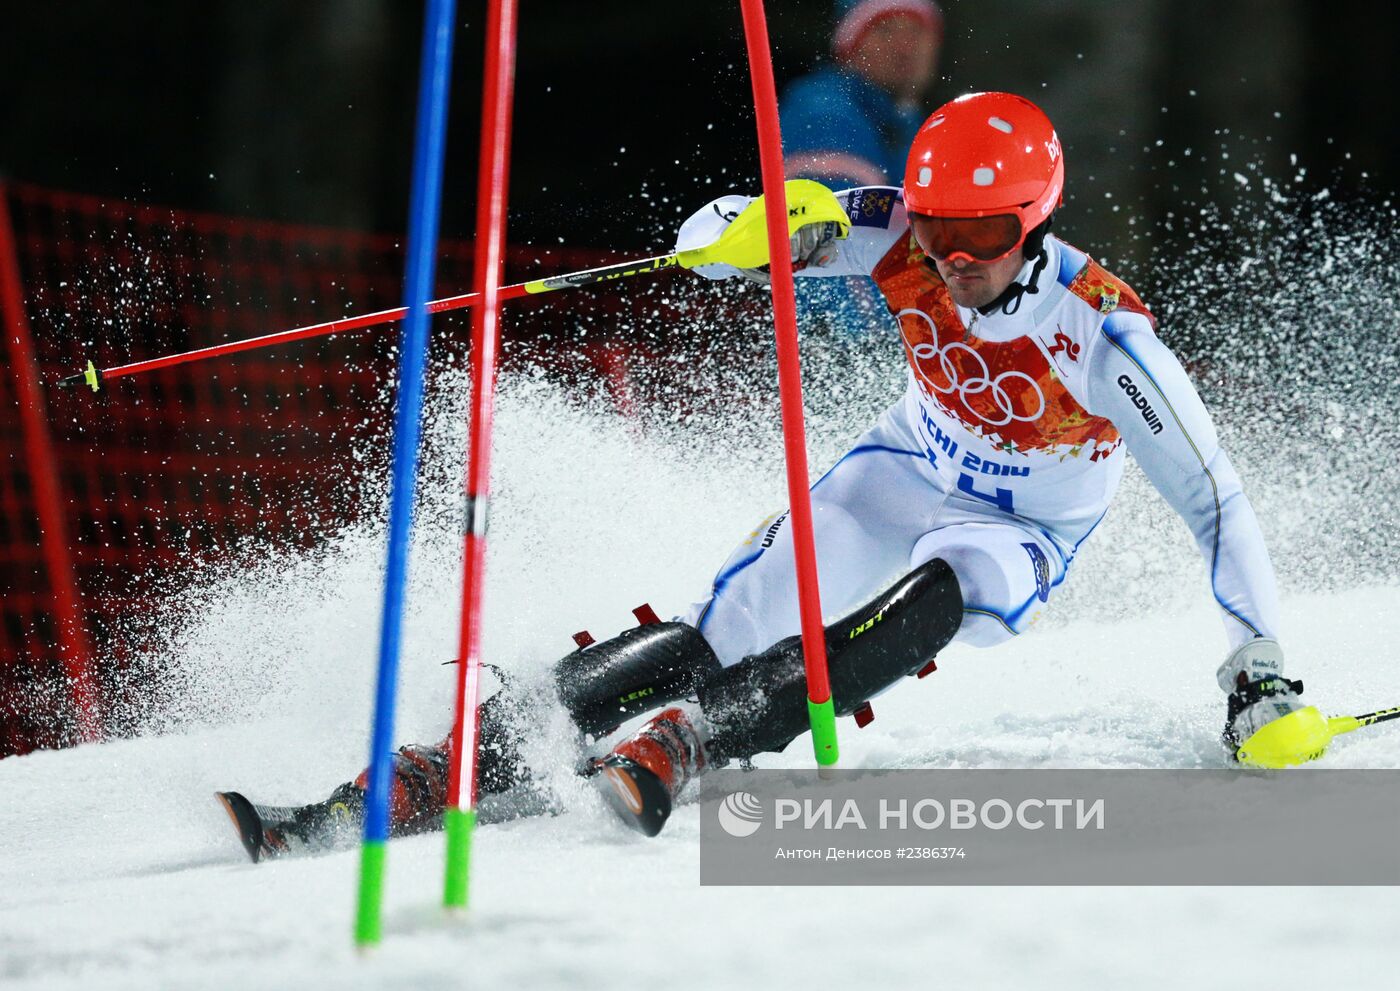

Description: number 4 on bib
[958,472,1015,513]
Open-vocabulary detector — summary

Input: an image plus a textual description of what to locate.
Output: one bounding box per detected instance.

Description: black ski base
[593,756,673,838]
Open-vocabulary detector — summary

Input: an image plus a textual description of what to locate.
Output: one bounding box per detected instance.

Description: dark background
[3,0,1397,283]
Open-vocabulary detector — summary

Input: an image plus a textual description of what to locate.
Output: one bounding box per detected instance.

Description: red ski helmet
[903,92,1064,263]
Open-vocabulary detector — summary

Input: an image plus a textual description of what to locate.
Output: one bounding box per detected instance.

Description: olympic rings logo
[897,308,1047,427]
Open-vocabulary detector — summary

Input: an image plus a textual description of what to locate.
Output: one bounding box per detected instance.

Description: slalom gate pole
[0,183,101,744]
[354,0,457,949]
[737,0,839,768]
[443,0,518,912]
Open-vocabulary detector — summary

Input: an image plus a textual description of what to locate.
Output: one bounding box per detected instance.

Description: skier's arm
[675,186,909,282]
[1083,311,1280,649]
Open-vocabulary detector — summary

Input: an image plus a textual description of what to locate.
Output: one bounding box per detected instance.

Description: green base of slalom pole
[808,696,839,768]
[355,840,387,948]
[443,805,477,910]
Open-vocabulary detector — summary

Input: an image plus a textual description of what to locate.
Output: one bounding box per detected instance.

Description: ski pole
[55,179,849,393]
[1327,705,1400,738]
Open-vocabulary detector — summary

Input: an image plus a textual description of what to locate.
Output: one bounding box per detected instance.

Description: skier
[219,91,1327,859]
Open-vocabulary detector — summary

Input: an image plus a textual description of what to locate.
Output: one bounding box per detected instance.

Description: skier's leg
[595,556,964,834]
[256,409,948,843]
[263,686,534,852]
[276,512,1040,849]
[255,619,727,851]
[699,556,963,761]
[340,515,1040,840]
[554,619,723,738]
[600,521,1062,790]
[556,403,939,748]
[909,522,1064,647]
[592,519,1070,835]
[681,404,944,667]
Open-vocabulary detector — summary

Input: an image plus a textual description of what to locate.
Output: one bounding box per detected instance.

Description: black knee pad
[700,558,962,761]
[554,621,723,738]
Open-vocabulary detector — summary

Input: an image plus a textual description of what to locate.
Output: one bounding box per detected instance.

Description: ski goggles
[909,212,1026,264]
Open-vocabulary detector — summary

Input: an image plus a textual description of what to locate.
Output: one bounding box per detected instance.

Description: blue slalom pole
[355,0,457,948]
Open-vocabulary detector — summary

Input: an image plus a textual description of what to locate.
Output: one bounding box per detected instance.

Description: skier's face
[931,250,1026,309]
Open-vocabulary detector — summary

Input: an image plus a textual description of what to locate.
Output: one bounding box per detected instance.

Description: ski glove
[738,220,842,285]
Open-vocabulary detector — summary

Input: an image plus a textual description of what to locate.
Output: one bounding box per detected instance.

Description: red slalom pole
[0,184,101,744]
[737,0,839,766]
[444,0,518,910]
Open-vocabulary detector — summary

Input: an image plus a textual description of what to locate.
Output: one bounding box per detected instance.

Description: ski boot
[217,742,450,863]
[216,682,557,863]
[591,705,709,837]
[216,782,364,862]
[1219,638,1331,768]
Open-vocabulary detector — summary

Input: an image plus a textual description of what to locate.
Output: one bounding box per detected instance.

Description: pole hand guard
[1234,705,1332,769]
[677,179,851,272]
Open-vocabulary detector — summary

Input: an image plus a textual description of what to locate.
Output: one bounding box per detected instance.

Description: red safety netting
[0,181,682,758]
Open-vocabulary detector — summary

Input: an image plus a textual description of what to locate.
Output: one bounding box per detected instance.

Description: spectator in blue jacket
[779,0,944,337]
[782,0,944,187]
